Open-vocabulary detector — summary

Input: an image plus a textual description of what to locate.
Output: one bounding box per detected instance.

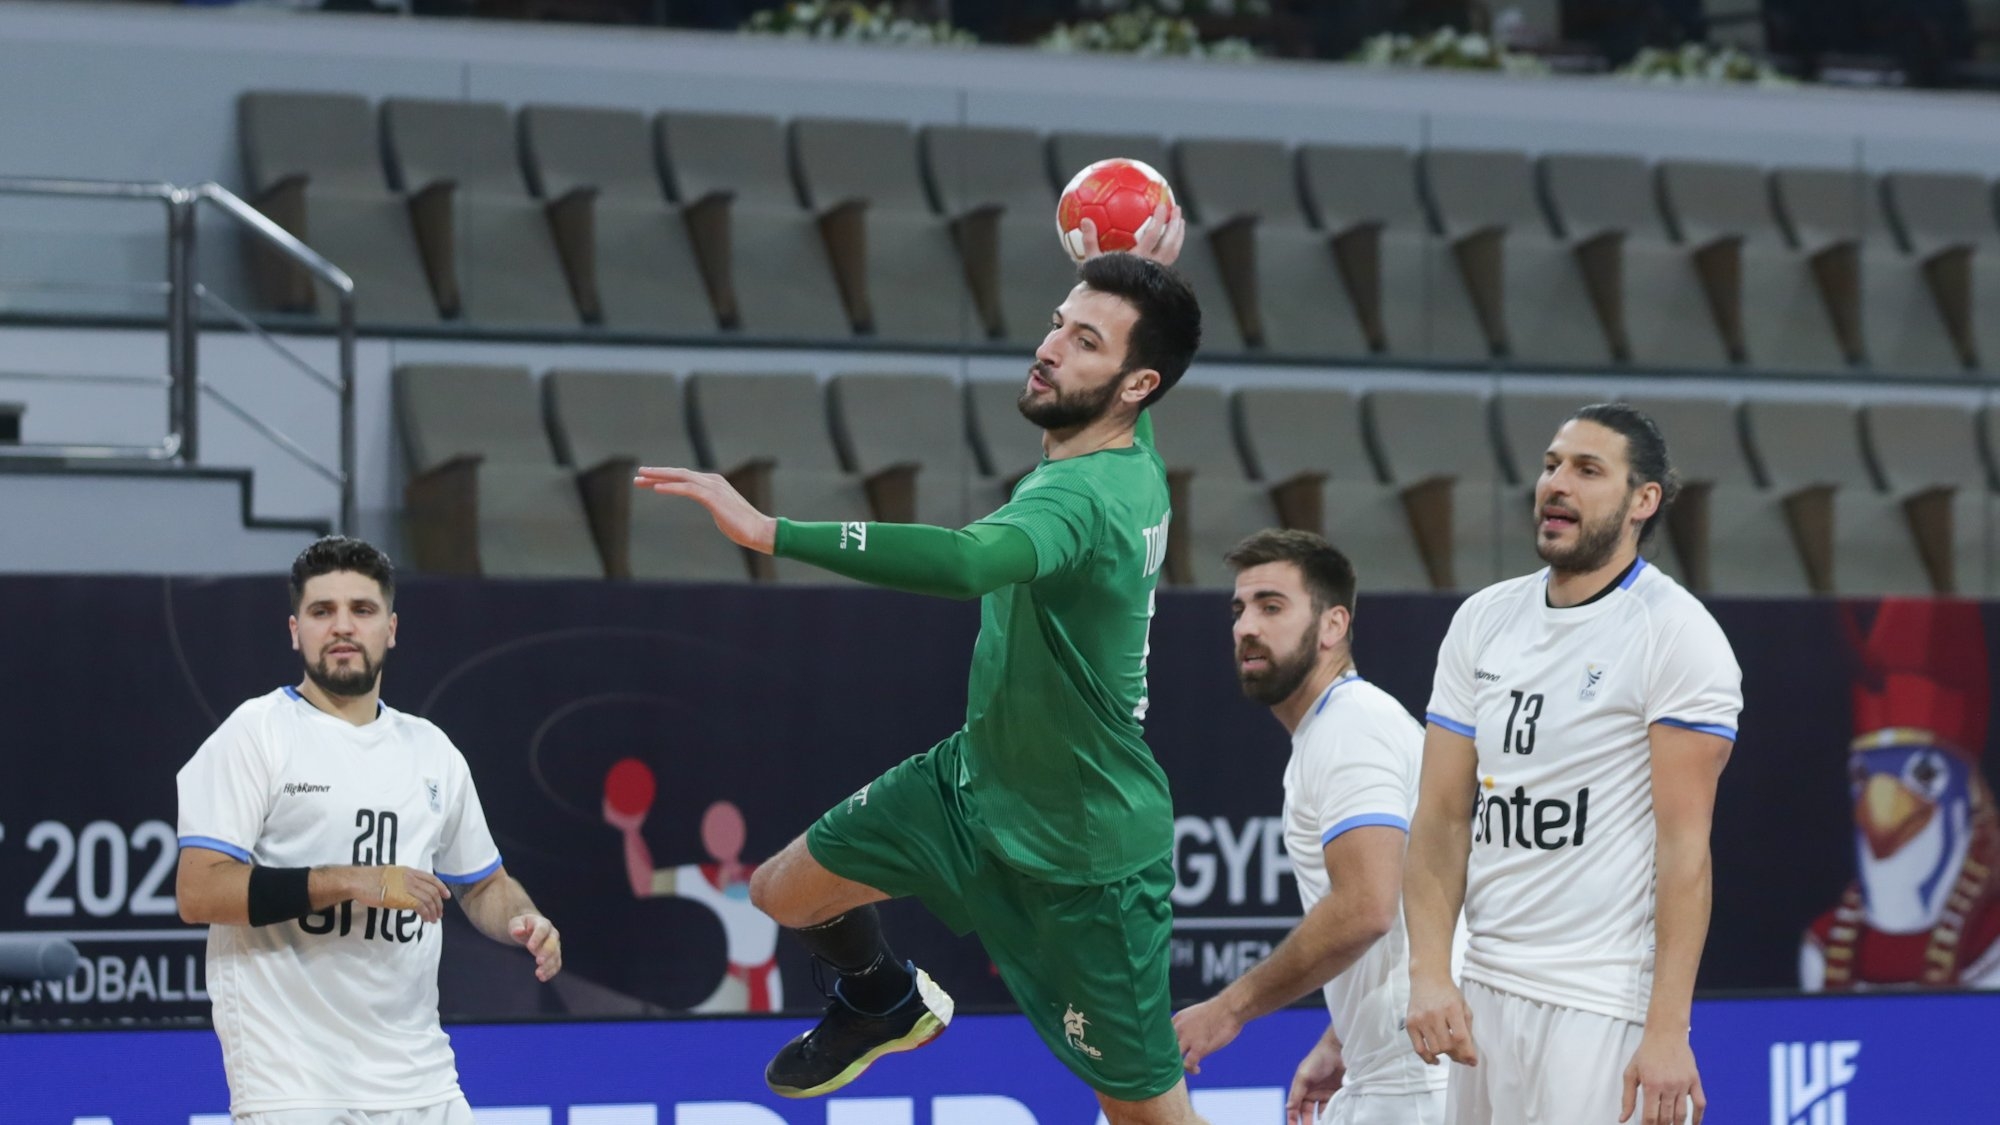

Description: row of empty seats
[244,90,2000,376]
[393,364,2000,596]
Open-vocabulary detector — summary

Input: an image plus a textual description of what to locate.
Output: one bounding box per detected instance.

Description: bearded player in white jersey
[1404,404,1742,1125]
[175,536,562,1124]
[1174,528,1451,1125]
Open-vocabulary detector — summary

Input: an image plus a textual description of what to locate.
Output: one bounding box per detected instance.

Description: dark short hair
[1566,403,1679,545]
[290,536,396,611]
[1077,252,1201,408]
[1224,529,1357,616]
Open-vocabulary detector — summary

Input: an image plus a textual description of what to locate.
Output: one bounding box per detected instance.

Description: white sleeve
[434,746,503,885]
[1306,719,1419,845]
[175,710,274,862]
[1424,596,1481,737]
[1645,607,1743,741]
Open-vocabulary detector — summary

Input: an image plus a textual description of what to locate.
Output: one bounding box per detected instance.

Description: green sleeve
[975,478,1102,580]
[772,519,1037,600]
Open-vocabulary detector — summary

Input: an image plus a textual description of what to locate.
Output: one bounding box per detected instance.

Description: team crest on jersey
[424,777,441,813]
[1579,662,1609,701]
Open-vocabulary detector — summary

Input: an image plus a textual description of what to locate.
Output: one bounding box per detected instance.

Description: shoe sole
[767,969,955,1099]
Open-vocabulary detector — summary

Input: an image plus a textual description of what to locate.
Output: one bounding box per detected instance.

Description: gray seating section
[965,378,1041,515]
[1173,137,1369,358]
[1297,144,1454,363]
[1880,170,1997,373]
[1049,131,1246,355]
[1492,390,1629,578]
[543,370,750,582]
[394,364,605,578]
[685,372,873,584]
[379,98,579,327]
[1657,160,1851,373]
[237,91,437,325]
[1421,148,1609,367]
[1540,153,1732,370]
[1742,398,1933,594]
[1233,386,1431,591]
[656,111,852,341]
[1363,389,1508,590]
[520,105,716,336]
[921,125,1080,348]
[827,372,975,527]
[791,117,980,346]
[1773,166,1964,377]
[1861,401,1989,595]
[1619,395,1810,595]
[1148,384,1277,588]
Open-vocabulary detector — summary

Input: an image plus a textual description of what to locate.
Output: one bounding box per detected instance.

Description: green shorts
[806,734,1182,1102]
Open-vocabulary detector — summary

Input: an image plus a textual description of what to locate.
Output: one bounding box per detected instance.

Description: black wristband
[246,865,314,927]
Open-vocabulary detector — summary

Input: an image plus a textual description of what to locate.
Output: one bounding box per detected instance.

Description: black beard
[1237,630,1319,707]
[1535,498,1630,576]
[1017,365,1124,432]
[304,648,384,698]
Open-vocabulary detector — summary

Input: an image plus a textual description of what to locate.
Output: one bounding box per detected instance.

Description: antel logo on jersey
[1473,782,1589,850]
[1770,1040,1860,1125]
[280,781,332,796]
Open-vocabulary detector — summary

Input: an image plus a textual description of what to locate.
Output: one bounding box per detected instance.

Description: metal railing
[0,177,356,533]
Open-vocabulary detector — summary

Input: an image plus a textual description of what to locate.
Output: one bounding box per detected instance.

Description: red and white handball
[1055,158,1176,262]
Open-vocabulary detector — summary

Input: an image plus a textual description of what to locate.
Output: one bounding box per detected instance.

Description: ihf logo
[1770,1040,1860,1125]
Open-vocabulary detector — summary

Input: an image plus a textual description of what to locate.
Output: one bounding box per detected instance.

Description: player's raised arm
[1404,721,1478,1067]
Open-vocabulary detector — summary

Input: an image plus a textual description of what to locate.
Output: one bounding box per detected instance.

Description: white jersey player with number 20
[175,537,563,1125]
[1404,405,1742,1125]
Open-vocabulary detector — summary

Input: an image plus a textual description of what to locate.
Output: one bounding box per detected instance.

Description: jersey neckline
[1536,557,1646,622]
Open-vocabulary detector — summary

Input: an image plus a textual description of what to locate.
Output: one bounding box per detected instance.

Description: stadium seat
[1296,144,1458,363]
[790,117,981,346]
[1657,160,1851,373]
[1048,131,1246,355]
[1420,147,1610,367]
[1491,390,1625,578]
[1232,386,1431,591]
[1773,166,1965,377]
[1147,384,1277,588]
[379,98,579,328]
[394,364,606,579]
[655,111,852,342]
[1362,389,1509,590]
[1741,398,1932,595]
[920,124,1079,348]
[965,378,1041,516]
[1879,170,1995,373]
[1539,153,1733,370]
[1860,401,1988,595]
[684,372,872,584]
[237,91,437,325]
[543,369,751,583]
[826,372,976,527]
[1172,137,1369,358]
[519,105,717,336]
[1619,395,1810,595]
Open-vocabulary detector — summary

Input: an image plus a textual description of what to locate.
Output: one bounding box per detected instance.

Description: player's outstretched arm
[1403,723,1478,1068]
[634,466,777,553]
[1621,723,1733,1125]
[456,865,563,983]
[176,849,451,926]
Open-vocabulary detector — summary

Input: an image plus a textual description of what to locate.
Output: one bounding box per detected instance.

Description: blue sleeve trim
[1321,813,1410,846]
[436,855,503,885]
[1426,712,1476,738]
[179,836,253,863]
[1657,718,1737,741]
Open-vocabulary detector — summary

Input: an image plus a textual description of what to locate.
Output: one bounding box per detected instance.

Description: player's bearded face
[307,637,386,698]
[1534,483,1637,574]
[1236,615,1318,706]
[1017,360,1123,431]
[292,571,394,699]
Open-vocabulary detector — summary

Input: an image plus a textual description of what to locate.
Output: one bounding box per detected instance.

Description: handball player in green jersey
[636,210,1209,1124]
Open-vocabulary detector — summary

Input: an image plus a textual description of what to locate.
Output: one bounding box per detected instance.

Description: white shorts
[1322,1086,1447,1125]
[1445,980,1683,1125]
[237,1097,474,1125]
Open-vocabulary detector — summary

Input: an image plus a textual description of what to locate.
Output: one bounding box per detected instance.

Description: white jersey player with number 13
[1404,405,1743,1125]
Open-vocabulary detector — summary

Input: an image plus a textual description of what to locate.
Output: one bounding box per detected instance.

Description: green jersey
[964,413,1173,884]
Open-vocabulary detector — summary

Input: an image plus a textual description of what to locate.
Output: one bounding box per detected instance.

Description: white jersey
[1423,559,1741,1023]
[1283,674,1444,1097]
[176,687,503,1115]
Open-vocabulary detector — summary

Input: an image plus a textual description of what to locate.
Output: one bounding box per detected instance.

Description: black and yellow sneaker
[764,963,954,1098]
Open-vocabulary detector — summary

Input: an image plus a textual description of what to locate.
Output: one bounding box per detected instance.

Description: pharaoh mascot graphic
[1802,599,2000,989]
